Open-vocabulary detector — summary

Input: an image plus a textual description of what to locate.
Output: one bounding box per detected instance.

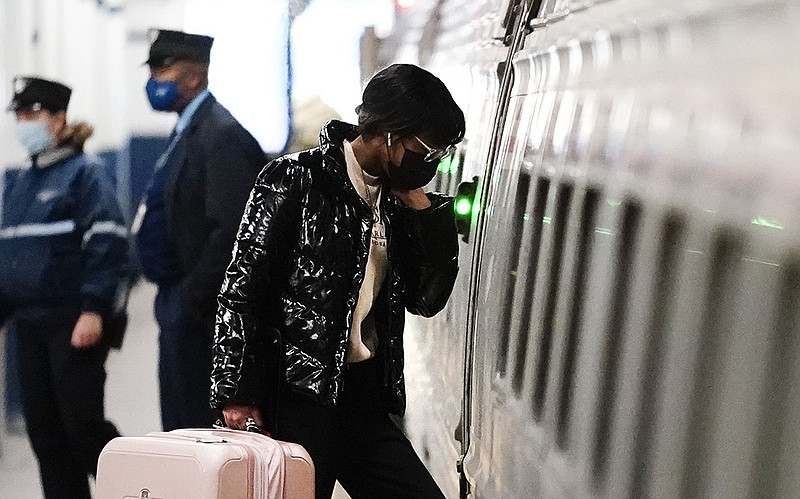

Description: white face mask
[16,119,53,155]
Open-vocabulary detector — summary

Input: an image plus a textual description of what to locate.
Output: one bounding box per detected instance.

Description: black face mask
[388,149,437,190]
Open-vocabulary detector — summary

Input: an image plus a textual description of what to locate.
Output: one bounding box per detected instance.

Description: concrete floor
[0,283,160,498]
[0,282,352,498]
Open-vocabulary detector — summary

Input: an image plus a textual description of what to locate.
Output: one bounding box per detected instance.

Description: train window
[591,199,642,484]
[678,229,742,498]
[539,0,568,18]
[443,146,466,195]
[570,90,599,165]
[506,178,552,386]
[529,183,574,414]
[433,167,443,192]
[629,213,686,498]
[454,150,465,193]
[548,91,577,161]
[556,187,600,449]
[750,256,800,498]
[432,141,463,194]
[495,172,535,376]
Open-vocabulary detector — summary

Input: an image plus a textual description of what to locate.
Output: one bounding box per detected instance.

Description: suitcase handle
[213,418,272,437]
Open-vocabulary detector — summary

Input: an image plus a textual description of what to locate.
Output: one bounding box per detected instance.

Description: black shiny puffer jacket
[210,120,459,415]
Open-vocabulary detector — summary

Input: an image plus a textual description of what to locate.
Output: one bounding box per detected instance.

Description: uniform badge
[36,189,58,203]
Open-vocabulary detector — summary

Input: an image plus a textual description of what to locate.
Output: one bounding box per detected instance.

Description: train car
[379,0,800,497]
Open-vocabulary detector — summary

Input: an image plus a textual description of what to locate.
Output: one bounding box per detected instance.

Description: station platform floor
[0,282,351,498]
[0,283,160,498]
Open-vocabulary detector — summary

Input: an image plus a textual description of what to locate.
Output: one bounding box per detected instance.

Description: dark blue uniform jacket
[0,147,129,325]
[138,94,266,320]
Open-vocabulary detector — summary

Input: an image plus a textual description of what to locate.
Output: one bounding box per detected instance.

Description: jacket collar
[317,120,401,216]
[176,89,211,136]
[33,145,77,169]
[318,120,359,179]
[161,94,217,207]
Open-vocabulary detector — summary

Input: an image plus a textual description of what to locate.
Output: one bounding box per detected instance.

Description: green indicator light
[455,198,473,216]
[454,177,478,241]
[542,216,552,224]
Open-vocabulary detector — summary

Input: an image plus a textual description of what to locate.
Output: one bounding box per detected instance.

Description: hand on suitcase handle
[244,417,260,433]
[213,417,272,437]
[220,404,269,436]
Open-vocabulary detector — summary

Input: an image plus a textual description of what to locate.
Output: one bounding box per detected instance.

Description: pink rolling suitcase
[96,428,314,499]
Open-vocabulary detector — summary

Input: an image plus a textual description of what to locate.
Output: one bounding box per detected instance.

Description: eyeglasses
[414,136,457,163]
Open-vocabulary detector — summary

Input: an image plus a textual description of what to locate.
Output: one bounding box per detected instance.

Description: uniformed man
[0,76,129,499]
[135,29,266,430]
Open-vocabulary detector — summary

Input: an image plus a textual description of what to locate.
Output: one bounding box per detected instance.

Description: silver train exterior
[378,0,800,497]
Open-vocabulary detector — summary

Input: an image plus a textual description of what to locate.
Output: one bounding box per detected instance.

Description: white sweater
[343,140,388,362]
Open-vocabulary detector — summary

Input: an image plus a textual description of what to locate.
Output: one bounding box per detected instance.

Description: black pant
[272,358,445,499]
[15,308,120,499]
[154,283,213,430]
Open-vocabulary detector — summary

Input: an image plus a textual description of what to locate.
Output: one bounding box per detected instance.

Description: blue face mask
[146,78,179,111]
[16,120,53,155]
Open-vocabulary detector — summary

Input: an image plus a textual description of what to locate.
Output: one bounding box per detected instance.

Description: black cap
[7,76,72,113]
[146,28,214,68]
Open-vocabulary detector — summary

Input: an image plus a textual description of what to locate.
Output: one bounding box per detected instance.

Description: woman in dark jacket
[211,64,465,498]
[0,76,129,499]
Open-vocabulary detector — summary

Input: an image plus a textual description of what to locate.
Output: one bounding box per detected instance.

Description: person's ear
[48,110,67,136]
[190,71,205,90]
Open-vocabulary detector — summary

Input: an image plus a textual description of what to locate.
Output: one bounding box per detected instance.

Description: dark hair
[356,64,465,147]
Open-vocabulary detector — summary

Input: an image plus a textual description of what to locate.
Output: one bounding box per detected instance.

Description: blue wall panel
[128,135,168,219]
